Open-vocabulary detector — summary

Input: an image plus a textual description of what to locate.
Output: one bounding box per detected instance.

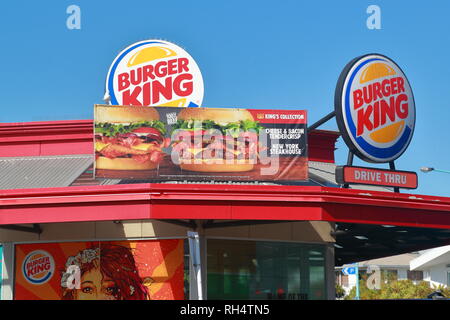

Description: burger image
[171,108,263,172]
[94,105,169,170]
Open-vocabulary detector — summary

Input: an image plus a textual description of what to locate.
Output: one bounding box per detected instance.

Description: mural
[14,239,184,300]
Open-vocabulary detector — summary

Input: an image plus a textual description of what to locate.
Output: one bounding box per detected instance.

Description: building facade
[336,253,423,296]
[410,245,450,288]
[1,120,450,300]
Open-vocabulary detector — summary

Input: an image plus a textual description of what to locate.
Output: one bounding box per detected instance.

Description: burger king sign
[22,250,55,285]
[105,40,204,108]
[335,54,415,163]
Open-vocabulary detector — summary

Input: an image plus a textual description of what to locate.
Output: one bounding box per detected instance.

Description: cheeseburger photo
[171,108,263,172]
[95,105,169,170]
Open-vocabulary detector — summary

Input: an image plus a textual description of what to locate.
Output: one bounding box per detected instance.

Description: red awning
[0,184,449,229]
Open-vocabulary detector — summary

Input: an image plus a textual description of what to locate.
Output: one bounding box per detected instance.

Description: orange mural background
[14,239,184,300]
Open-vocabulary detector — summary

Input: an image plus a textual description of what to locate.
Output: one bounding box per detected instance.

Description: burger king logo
[335,54,415,163]
[22,250,55,285]
[105,40,204,108]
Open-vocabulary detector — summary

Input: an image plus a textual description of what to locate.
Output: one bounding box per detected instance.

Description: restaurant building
[0,119,449,300]
[1,47,450,300]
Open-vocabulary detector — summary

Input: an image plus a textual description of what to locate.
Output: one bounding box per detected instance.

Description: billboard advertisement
[14,239,184,300]
[94,105,308,182]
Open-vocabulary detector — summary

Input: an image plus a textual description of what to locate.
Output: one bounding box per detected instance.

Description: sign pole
[355,262,360,300]
[188,231,203,300]
[343,151,354,188]
[307,111,335,132]
[389,161,400,193]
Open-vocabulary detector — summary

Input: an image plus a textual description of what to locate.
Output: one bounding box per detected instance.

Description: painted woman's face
[74,267,118,300]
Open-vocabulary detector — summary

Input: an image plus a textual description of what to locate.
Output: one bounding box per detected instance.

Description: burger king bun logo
[22,250,55,285]
[335,54,415,163]
[105,40,204,108]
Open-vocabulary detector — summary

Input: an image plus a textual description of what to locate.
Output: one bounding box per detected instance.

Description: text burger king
[335,54,415,163]
[105,40,204,108]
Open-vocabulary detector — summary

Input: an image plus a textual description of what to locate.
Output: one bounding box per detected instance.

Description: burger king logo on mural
[105,40,204,108]
[22,250,55,285]
[335,54,415,163]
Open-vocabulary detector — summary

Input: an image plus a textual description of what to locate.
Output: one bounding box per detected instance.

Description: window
[341,274,349,286]
[407,270,423,281]
[207,239,327,300]
[335,272,349,287]
[447,272,450,286]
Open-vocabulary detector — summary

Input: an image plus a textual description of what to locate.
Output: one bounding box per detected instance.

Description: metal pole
[389,161,400,193]
[307,111,336,132]
[188,231,203,300]
[433,169,450,174]
[355,262,360,300]
[346,151,354,166]
[343,151,354,188]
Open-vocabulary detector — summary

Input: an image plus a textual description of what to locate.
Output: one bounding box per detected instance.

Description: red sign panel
[335,166,417,189]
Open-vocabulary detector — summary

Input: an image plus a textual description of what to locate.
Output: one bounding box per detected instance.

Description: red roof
[0,120,449,230]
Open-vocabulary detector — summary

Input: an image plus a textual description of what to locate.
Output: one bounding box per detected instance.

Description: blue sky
[1,1,449,196]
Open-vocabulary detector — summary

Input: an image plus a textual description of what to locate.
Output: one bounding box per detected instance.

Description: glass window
[341,274,349,286]
[207,239,327,300]
[407,270,423,281]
